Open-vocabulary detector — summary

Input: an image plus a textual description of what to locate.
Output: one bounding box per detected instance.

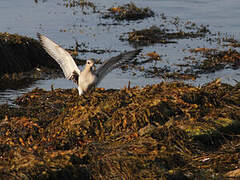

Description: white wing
[37,33,81,83]
[94,49,141,85]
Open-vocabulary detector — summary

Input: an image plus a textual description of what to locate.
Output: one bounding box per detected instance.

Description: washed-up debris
[1,80,240,179]
[103,2,154,21]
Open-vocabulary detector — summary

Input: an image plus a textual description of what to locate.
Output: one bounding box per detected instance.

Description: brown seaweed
[121,25,209,46]
[1,80,240,179]
[103,3,154,21]
[195,49,240,73]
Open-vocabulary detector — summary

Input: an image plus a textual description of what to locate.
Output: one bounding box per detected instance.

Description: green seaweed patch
[182,118,240,145]
[184,125,216,137]
[215,117,236,128]
[103,3,154,21]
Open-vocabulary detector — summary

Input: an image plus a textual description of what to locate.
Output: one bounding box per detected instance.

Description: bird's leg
[78,87,83,96]
[78,88,88,99]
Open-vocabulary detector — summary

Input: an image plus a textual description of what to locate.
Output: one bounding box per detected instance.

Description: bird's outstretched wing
[94,49,141,86]
[37,33,80,84]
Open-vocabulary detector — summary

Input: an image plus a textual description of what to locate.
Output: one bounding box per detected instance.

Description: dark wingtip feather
[37,33,48,49]
[36,32,41,41]
[37,32,44,47]
[36,32,40,38]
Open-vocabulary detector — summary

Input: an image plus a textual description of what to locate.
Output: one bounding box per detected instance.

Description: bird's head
[86,59,95,69]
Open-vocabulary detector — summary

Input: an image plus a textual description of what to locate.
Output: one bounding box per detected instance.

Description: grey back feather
[94,49,141,86]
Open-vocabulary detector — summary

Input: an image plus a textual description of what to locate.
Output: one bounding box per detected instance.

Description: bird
[37,33,141,95]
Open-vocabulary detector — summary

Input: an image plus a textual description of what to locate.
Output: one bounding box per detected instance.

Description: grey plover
[37,33,141,95]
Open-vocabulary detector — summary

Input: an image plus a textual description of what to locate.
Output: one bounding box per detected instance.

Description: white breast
[78,71,96,92]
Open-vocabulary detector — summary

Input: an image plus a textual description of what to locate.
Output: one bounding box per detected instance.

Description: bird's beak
[93,63,96,71]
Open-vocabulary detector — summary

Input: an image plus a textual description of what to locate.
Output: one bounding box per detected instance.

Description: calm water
[0,0,240,103]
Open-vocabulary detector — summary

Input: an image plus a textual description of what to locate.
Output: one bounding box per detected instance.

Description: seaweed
[1,80,240,179]
[103,3,154,21]
[121,25,209,46]
[63,0,96,12]
[0,32,59,75]
[195,49,240,73]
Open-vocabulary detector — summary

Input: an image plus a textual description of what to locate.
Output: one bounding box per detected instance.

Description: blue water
[0,0,240,103]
